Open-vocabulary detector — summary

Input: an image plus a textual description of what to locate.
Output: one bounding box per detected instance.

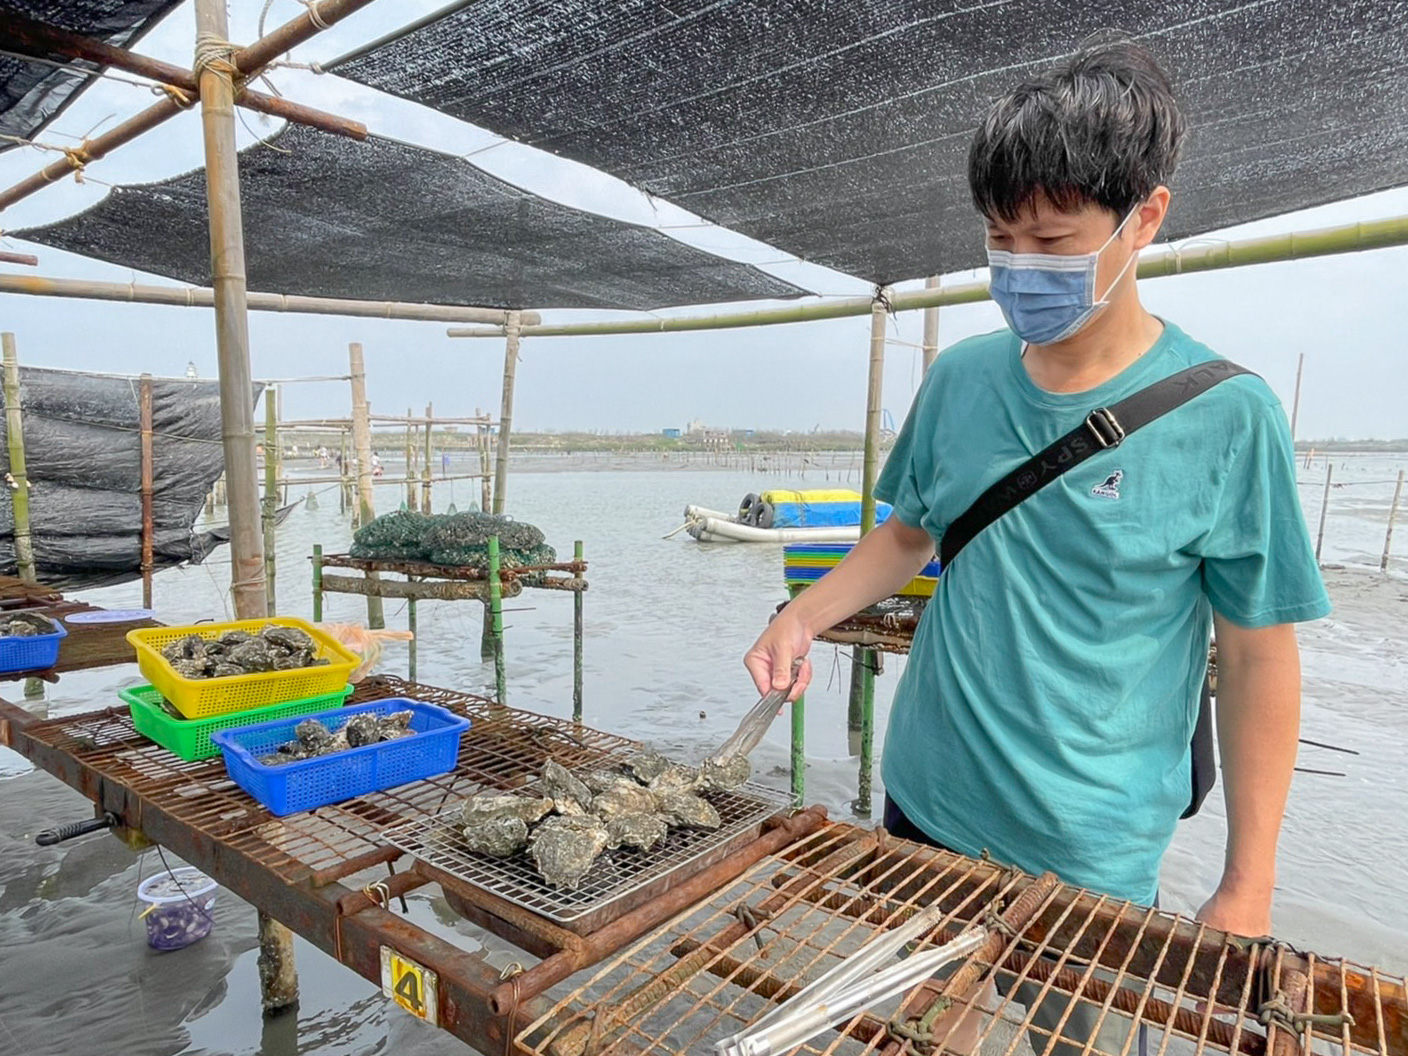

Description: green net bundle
[351,510,554,571]
[349,510,433,561]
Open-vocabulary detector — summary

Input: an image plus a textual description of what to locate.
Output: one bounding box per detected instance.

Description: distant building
[185,361,198,379]
[662,428,682,439]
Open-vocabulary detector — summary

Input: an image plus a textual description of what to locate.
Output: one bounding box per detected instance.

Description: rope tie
[361,880,391,909]
[873,285,895,314]
[1257,988,1356,1033]
[193,32,240,81]
[153,82,194,108]
[300,0,332,30]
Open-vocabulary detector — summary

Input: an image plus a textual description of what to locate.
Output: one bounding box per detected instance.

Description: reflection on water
[1,453,1404,1054]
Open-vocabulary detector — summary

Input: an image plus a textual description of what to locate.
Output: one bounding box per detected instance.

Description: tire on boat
[737,492,762,525]
[755,499,775,529]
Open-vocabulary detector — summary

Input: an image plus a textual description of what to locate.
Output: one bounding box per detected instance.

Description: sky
[0,1,1405,440]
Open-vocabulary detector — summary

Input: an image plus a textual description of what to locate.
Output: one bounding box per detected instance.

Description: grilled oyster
[541,759,593,812]
[700,755,752,793]
[606,811,670,852]
[590,783,658,819]
[460,794,554,827]
[656,792,722,830]
[461,813,530,858]
[581,768,641,795]
[648,763,704,798]
[622,749,670,784]
[529,814,610,890]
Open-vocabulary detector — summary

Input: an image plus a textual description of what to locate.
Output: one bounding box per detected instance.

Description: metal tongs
[714,908,989,1056]
[706,658,805,767]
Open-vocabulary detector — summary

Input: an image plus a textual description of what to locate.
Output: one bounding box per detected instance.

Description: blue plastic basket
[210,698,470,817]
[0,614,67,674]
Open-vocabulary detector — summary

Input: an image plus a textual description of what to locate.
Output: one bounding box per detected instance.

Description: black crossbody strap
[939,358,1251,568]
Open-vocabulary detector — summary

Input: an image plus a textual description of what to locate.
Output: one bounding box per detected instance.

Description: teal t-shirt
[874,322,1330,905]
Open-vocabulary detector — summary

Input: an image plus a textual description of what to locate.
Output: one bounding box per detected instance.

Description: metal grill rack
[382,781,792,932]
[516,825,1405,1056]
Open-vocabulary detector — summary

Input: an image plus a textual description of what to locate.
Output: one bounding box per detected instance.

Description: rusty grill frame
[516,827,1407,1056]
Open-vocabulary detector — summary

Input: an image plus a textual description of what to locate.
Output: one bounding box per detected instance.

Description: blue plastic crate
[210,698,470,816]
[0,614,67,674]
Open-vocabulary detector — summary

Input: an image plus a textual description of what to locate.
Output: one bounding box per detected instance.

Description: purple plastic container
[136,868,217,951]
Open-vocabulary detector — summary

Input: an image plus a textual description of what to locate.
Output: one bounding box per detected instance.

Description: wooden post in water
[1,334,36,584]
[275,385,286,505]
[339,430,351,514]
[477,407,491,512]
[348,343,383,627]
[421,402,433,513]
[1315,461,1333,565]
[1382,470,1405,573]
[492,311,522,515]
[404,405,415,510]
[1290,353,1305,442]
[573,539,584,724]
[311,543,323,622]
[139,375,155,609]
[263,389,278,614]
[193,0,289,1014]
[488,536,506,703]
[921,276,941,373]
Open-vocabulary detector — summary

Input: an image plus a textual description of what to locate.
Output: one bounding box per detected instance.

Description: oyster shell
[581,768,640,795]
[227,639,277,673]
[294,718,334,753]
[461,813,530,858]
[541,759,593,812]
[622,749,670,784]
[700,755,752,793]
[217,630,254,647]
[460,794,554,827]
[590,784,659,819]
[529,814,610,890]
[606,812,669,852]
[169,658,209,679]
[648,763,704,798]
[656,792,722,830]
[260,625,317,652]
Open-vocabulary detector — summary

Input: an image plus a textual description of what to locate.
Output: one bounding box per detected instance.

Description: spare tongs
[714,907,989,1056]
[706,658,805,767]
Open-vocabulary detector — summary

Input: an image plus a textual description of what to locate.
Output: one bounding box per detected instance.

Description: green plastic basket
[123,682,354,762]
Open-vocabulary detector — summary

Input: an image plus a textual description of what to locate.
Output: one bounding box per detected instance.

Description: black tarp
[13,126,807,310]
[0,366,260,588]
[334,0,1408,285]
[0,1,185,151]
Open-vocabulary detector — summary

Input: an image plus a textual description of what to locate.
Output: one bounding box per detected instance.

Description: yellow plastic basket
[126,617,360,719]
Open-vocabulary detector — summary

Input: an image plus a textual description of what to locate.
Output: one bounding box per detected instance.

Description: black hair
[968,40,1187,222]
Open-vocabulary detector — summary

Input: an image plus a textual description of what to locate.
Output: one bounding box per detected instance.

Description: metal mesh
[14,126,807,311]
[382,781,791,928]
[335,0,1408,285]
[516,826,1405,1056]
[0,2,183,151]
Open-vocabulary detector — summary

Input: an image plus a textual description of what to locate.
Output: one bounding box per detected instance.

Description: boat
[683,489,892,543]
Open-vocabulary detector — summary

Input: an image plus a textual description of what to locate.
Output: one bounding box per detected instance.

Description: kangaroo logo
[1091,469,1124,500]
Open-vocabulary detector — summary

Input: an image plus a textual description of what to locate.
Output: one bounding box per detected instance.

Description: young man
[745,42,1328,940]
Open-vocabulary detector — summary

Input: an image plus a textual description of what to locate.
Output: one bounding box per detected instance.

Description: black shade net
[0,1,184,152]
[334,0,1408,285]
[0,365,261,589]
[14,125,806,310]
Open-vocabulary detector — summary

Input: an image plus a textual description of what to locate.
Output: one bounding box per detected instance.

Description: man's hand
[1196,884,1272,938]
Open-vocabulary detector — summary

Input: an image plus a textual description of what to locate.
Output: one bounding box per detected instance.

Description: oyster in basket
[529,814,610,890]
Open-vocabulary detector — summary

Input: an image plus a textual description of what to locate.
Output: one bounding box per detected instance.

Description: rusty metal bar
[486,807,829,1015]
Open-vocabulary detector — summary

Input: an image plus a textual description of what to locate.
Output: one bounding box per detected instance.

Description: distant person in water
[745,38,1326,1052]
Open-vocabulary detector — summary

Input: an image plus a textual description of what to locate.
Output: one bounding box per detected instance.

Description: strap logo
[1091,469,1124,500]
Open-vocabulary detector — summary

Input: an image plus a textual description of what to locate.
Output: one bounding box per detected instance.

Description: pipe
[1,334,36,584]
[0,274,536,326]
[447,214,1408,339]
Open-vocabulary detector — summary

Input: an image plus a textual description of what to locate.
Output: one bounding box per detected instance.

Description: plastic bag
[317,622,414,682]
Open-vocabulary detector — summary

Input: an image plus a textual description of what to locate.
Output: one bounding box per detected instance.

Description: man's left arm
[1195,614,1302,937]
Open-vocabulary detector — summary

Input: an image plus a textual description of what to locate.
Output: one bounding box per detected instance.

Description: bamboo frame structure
[264,389,279,614]
[0,275,536,327]
[138,375,154,609]
[448,214,1408,339]
[1384,471,1405,573]
[921,276,941,372]
[1,334,36,584]
[492,311,522,516]
[348,342,384,628]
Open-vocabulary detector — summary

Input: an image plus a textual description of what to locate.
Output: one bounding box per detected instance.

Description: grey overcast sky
[1,0,1405,439]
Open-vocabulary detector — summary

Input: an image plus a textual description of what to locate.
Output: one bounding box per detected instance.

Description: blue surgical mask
[985,207,1141,346]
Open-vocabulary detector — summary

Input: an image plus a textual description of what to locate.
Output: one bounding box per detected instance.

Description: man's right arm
[743,516,936,697]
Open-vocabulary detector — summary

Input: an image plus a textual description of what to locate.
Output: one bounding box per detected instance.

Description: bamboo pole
[448,214,1408,339]
[1290,353,1305,441]
[492,311,522,515]
[0,274,537,326]
[488,536,507,703]
[790,694,806,806]
[921,276,940,373]
[573,539,584,724]
[348,342,384,628]
[0,251,38,267]
[263,389,278,614]
[1315,461,1333,565]
[407,585,418,682]
[339,431,351,513]
[404,406,416,509]
[312,544,323,622]
[139,375,155,609]
[1383,470,1405,573]
[477,408,492,512]
[422,403,433,513]
[275,385,287,505]
[1,334,36,584]
[193,0,288,1015]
